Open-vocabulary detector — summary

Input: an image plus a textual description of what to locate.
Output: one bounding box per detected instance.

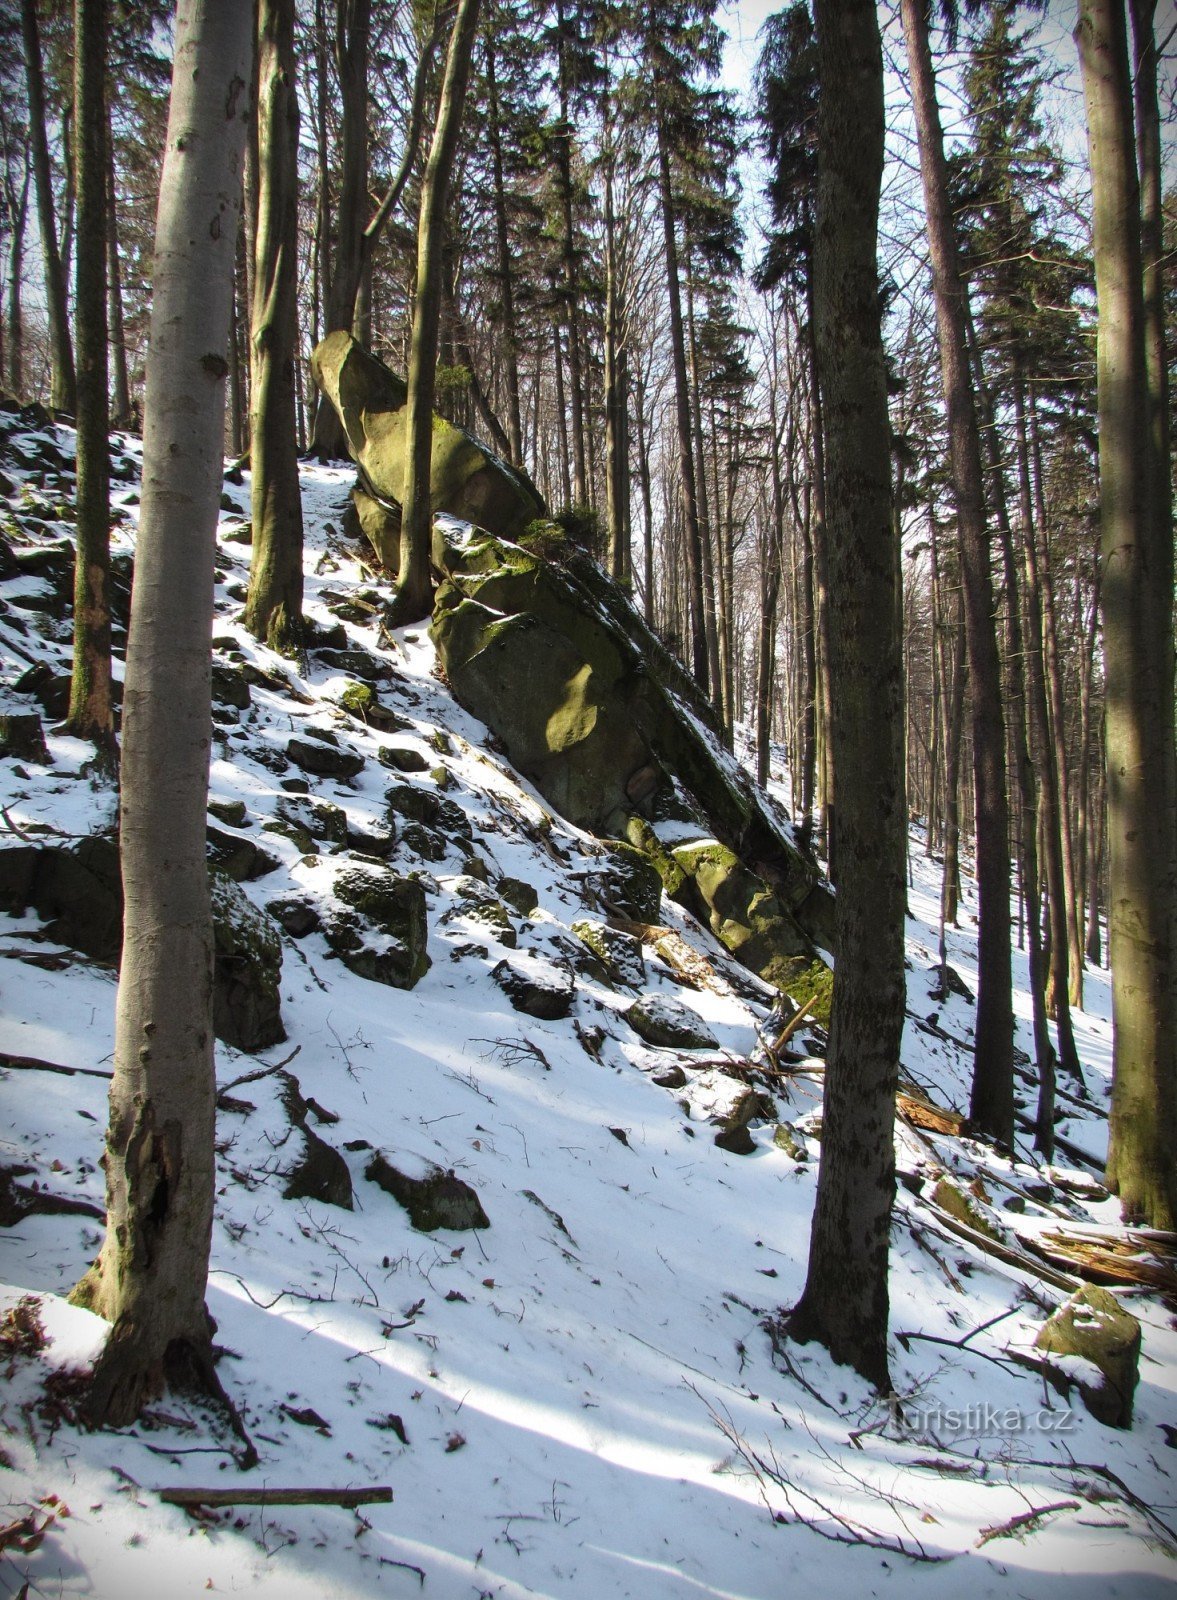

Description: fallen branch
[920,1197,1080,1294]
[158,1486,392,1510]
[976,1500,1079,1547]
[0,1049,112,1081]
[767,996,817,1061]
[217,1045,302,1100]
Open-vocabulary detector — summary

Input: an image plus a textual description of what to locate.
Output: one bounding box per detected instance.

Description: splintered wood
[1031,1229,1177,1302]
[608,919,730,993]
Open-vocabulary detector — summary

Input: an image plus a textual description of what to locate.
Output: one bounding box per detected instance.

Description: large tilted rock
[429,528,836,993]
[309,333,543,563]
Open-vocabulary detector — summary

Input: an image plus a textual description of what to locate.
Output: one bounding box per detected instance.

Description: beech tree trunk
[244,0,305,652]
[393,0,481,625]
[65,0,115,756]
[901,0,1014,1147]
[70,0,253,1429]
[787,0,904,1393]
[1077,0,1177,1230]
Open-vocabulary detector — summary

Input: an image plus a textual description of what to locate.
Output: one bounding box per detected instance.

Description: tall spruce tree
[787,0,904,1389]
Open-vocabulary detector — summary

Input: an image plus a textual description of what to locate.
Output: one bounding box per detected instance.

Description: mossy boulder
[428,529,835,988]
[624,995,717,1050]
[446,879,517,947]
[572,919,644,988]
[207,823,280,882]
[325,865,430,989]
[365,1152,489,1232]
[670,839,816,993]
[498,875,538,917]
[384,781,471,836]
[286,734,365,780]
[1035,1285,1141,1429]
[491,953,575,1019]
[209,871,286,1052]
[929,1176,1005,1243]
[0,711,51,764]
[310,332,543,550]
[274,794,348,850]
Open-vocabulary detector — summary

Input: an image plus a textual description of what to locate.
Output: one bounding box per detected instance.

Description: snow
[1,420,1175,1598]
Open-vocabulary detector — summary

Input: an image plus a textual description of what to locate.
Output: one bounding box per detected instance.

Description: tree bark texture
[1077,0,1177,1230]
[70,0,253,1427]
[21,0,76,413]
[901,0,1014,1147]
[244,0,305,652]
[309,0,369,460]
[394,0,482,623]
[788,0,904,1393]
[66,0,115,755]
[655,126,707,692]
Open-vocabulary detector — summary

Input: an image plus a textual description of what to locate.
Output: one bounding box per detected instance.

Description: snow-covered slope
[1,413,1173,1599]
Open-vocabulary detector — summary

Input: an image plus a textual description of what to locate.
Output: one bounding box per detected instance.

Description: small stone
[772,1123,808,1162]
[208,797,248,828]
[377,744,430,773]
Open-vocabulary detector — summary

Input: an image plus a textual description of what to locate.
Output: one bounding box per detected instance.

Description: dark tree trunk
[485,29,523,465]
[655,123,707,691]
[244,0,305,651]
[105,127,131,429]
[65,0,115,757]
[21,0,76,413]
[393,0,482,624]
[5,146,29,398]
[902,0,1014,1147]
[309,0,369,460]
[787,0,904,1392]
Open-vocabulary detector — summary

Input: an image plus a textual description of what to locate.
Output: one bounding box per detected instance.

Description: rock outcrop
[429,526,835,995]
[0,837,286,1052]
[309,333,543,564]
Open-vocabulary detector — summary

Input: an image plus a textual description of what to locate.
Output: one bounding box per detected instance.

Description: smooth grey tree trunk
[71,0,254,1430]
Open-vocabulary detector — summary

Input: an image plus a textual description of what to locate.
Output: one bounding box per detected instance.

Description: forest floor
[0,413,1174,1599]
